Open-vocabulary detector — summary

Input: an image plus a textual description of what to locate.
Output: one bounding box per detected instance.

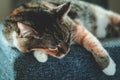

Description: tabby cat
[3,0,120,76]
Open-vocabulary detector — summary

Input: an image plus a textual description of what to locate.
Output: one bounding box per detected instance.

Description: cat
[2,0,120,76]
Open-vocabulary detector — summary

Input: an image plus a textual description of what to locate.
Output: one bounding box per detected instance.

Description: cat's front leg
[72,23,116,76]
[33,51,48,63]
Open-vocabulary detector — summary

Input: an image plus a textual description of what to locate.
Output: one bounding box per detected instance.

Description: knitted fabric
[0,24,120,80]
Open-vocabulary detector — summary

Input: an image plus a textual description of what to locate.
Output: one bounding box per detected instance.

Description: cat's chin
[33,51,48,63]
[54,54,66,59]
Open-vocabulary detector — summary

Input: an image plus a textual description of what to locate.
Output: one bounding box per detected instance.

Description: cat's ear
[53,2,71,18]
[17,22,37,37]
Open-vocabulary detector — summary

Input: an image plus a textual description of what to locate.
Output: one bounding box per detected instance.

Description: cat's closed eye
[22,31,33,38]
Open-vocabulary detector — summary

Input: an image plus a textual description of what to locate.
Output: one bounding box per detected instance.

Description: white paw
[33,51,48,63]
[102,57,116,76]
[96,29,106,38]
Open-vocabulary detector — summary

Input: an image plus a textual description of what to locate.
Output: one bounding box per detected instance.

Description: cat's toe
[102,57,116,76]
[33,51,48,63]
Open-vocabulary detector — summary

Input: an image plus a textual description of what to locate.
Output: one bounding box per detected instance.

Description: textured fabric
[0,24,120,80]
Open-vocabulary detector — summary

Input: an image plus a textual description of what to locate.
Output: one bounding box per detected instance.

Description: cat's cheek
[33,51,48,63]
[12,32,25,52]
[12,31,19,48]
[12,31,30,53]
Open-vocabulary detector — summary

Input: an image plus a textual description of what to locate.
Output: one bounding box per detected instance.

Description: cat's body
[39,0,120,38]
[3,0,120,76]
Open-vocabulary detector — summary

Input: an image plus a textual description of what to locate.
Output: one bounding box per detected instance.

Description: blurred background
[0,0,120,22]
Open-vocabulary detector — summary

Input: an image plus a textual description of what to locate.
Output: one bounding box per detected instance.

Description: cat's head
[4,1,72,58]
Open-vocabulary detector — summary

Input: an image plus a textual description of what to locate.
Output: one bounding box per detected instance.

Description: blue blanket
[0,24,120,80]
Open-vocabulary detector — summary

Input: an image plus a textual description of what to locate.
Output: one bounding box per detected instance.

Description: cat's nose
[58,47,66,54]
[57,42,70,54]
[56,46,70,59]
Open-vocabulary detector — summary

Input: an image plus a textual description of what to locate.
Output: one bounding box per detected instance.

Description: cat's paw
[102,57,116,76]
[33,51,48,63]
